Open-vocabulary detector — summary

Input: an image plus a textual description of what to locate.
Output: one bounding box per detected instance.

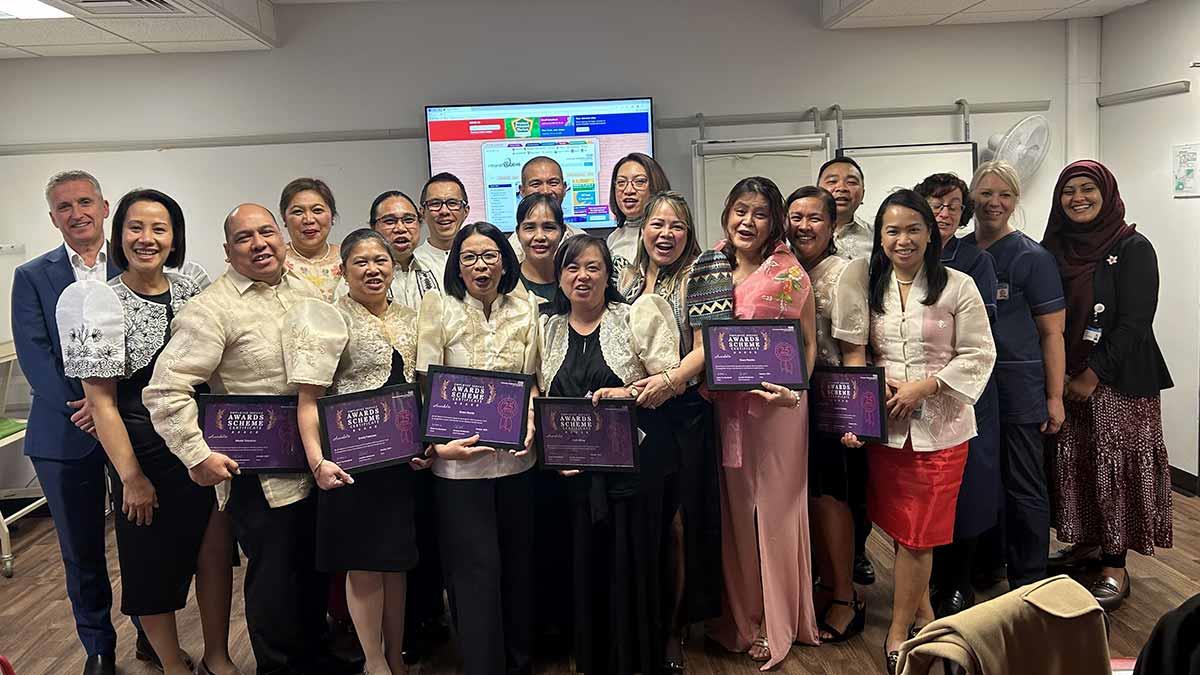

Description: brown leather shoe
[1090,572,1131,611]
[1048,544,1101,572]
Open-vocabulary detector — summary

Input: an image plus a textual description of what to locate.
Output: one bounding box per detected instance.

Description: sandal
[818,594,866,643]
[749,634,770,662]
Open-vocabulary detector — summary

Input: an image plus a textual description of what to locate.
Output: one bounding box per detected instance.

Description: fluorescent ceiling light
[0,0,72,19]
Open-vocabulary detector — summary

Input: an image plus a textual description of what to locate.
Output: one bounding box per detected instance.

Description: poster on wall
[1172,143,1200,198]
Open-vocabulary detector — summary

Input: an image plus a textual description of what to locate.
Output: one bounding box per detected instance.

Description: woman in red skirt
[837,190,996,674]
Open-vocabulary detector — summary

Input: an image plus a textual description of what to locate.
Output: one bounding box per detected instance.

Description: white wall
[0,0,1073,483]
[1100,0,1200,476]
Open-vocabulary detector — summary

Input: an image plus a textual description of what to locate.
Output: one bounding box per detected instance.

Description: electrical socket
[0,243,27,256]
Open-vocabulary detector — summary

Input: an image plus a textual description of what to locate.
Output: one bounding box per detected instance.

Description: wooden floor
[2,493,1197,675]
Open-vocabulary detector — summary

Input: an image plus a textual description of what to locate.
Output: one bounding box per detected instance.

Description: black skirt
[316,350,419,573]
[109,442,215,617]
[953,376,1002,538]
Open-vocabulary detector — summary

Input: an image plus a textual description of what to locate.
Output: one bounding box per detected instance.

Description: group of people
[12,150,1173,675]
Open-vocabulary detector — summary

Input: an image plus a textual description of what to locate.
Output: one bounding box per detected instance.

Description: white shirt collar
[68,241,107,268]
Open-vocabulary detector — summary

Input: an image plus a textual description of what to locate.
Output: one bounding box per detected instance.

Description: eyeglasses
[374,214,418,228]
[614,176,650,191]
[930,202,963,215]
[423,198,467,212]
[459,250,501,266]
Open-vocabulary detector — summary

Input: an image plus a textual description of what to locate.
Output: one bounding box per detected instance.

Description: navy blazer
[12,244,119,460]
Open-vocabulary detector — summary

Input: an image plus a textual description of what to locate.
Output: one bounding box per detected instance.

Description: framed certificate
[198,394,307,473]
[534,397,640,473]
[701,319,809,391]
[422,365,534,451]
[810,366,888,442]
[317,384,424,474]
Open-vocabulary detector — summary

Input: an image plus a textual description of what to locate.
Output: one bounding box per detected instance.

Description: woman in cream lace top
[281,177,342,301]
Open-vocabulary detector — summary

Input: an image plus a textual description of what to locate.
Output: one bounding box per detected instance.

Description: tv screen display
[425,97,654,231]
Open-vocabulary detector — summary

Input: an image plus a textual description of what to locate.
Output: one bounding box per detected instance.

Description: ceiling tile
[856,0,983,17]
[0,18,124,46]
[1046,0,1142,18]
[148,38,267,51]
[23,42,152,56]
[835,13,943,27]
[940,9,1057,22]
[87,17,247,42]
[0,46,35,58]
[964,0,1082,10]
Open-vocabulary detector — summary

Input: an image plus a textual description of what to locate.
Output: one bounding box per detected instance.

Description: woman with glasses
[416,221,540,675]
[540,235,679,675]
[281,177,343,301]
[606,153,671,271]
[913,173,1002,618]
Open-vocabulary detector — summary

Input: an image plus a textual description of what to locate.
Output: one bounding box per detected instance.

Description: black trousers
[999,421,1050,588]
[228,477,327,675]
[436,471,534,675]
[848,446,872,556]
[404,469,445,635]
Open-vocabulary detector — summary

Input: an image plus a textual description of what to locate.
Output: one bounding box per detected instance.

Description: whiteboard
[840,142,977,227]
[691,135,830,248]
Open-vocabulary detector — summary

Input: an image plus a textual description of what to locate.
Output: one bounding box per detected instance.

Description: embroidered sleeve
[283,298,347,387]
[687,250,734,323]
[415,290,447,373]
[55,280,125,379]
[630,294,681,376]
[832,257,870,345]
[935,276,997,405]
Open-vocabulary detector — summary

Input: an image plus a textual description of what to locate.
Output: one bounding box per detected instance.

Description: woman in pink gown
[698,177,820,670]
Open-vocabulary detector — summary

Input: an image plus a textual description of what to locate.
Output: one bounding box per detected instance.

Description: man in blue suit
[11,170,155,675]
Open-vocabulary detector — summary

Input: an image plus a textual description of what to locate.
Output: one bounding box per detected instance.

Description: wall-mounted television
[425,97,654,231]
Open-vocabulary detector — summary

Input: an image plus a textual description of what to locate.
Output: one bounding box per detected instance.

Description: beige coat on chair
[898,575,1111,675]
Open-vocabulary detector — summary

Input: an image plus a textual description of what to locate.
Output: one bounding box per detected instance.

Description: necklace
[896,278,915,286]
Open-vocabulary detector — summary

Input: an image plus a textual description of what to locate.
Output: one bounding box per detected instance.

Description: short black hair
[521,156,563,180]
[912,173,974,230]
[339,228,399,268]
[819,156,865,182]
[541,235,628,316]
[368,190,419,225]
[442,221,520,300]
[515,193,564,231]
[785,185,838,224]
[110,188,186,271]
[280,177,337,220]
[420,172,468,206]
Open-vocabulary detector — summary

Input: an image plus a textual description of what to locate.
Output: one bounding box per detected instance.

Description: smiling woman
[280,177,342,301]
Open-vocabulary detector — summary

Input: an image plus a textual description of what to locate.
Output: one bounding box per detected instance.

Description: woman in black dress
[57,189,239,675]
[540,235,680,674]
[289,229,428,675]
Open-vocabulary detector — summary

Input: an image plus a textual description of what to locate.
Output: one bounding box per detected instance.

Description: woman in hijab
[1041,159,1173,611]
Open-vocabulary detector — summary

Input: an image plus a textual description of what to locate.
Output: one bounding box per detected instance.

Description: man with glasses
[414,172,471,286]
[366,190,438,309]
[506,157,585,261]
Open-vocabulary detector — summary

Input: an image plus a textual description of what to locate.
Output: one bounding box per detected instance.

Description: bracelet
[661,369,676,391]
[311,459,325,476]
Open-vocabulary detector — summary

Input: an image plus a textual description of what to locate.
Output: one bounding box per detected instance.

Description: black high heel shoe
[884,644,900,675]
[818,594,866,643]
[661,636,685,675]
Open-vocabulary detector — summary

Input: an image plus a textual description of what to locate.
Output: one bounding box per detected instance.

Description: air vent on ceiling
[65,0,190,15]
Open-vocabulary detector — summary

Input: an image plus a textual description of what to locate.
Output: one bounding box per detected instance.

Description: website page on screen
[426,98,653,231]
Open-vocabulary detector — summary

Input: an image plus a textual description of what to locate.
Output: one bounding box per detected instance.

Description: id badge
[1083,326,1102,343]
[996,283,1010,301]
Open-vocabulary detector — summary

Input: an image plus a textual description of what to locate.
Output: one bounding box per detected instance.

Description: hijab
[1041,160,1136,374]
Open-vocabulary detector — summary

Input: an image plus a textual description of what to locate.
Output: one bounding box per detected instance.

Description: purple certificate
[811,367,888,442]
[317,384,423,474]
[197,394,307,473]
[701,319,809,391]
[422,365,534,451]
[534,397,640,472]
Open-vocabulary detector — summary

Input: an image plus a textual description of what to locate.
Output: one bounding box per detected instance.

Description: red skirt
[867,440,968,549]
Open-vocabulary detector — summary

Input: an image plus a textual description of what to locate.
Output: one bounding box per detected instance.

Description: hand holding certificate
[198,394,308,473]
[701,319,809,392]
[535,397,640,472]
[422,365,535,452]
[811,367,887,442]
[317,384,425,475]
